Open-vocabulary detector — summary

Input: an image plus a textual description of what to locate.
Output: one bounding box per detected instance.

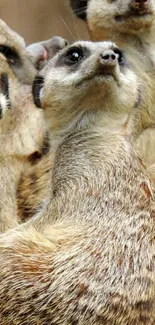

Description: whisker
[58,14,77,41]
[72,17,81,41]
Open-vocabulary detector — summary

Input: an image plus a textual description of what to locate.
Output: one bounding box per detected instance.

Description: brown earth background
[0,0,88,45]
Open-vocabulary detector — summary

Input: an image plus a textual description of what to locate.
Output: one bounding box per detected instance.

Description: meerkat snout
[99,48,124,68]
[96,48,125,79]
[100,50,118,67]
[131,0,150,11]
[100,51,117,64]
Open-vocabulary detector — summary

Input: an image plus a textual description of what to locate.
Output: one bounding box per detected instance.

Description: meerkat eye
[113,48,125,66]
[65,47,84,65]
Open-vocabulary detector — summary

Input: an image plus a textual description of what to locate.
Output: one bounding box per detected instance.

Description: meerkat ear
[32,75,44,108]
[26,43,47,70]
[27,37,68,71]
[70,0,88,20]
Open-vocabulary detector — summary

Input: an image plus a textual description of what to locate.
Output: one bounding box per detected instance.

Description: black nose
[131,0,150,10]
[100,50,118,67]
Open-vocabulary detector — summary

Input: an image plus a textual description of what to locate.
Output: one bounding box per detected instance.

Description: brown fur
[0,41,155,324]
[17,150,52,221]
[70,0,155,173]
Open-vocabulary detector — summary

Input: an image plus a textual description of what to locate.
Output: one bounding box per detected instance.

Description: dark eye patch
[56,45,90,72]
[113,48,125,66]
[65,46,84,65]
[70,0,88,20]
[0,73,10,117]
[32,75,44,108]
[0,45,22,67]
[0,73,10,102]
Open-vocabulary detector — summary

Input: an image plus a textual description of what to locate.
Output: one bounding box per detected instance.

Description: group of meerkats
[0,0,155,324]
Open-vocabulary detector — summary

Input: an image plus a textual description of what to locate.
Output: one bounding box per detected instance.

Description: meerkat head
[33,41,139,135]
[0,19,68,84]
[70,0,155,39]
[0,19,38,84]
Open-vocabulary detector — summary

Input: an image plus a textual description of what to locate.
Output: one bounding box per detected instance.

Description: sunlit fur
[0,41,155,324]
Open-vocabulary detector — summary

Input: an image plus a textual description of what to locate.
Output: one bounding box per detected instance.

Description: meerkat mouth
[115,11,152,22]
[76,71,119,87]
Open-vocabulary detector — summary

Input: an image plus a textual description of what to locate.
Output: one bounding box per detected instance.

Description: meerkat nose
[100,50,118,67]
[131,0,150,10]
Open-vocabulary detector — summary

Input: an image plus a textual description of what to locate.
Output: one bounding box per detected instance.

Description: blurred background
[0,0,88,44]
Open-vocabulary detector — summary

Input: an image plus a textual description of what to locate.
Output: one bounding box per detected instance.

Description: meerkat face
[33,41,139,133]
[70,0,155,36]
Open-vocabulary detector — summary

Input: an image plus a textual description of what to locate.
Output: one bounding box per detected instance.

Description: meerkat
[0,53,50,233]
[70,0,155,175]
[0,41,155,324]
[0,19,68,223]
[0,19,68,83]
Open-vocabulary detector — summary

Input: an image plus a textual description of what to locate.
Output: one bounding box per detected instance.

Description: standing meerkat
[70,0,155,175]
[0,41,155,324]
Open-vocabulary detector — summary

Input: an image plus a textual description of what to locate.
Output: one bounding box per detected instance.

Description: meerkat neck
[40,125,152,227]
